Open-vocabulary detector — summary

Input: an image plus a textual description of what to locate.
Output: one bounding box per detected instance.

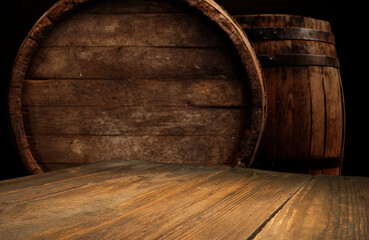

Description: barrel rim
[241,27,336,44]
[8,0,266,173]
[233,13,331,26]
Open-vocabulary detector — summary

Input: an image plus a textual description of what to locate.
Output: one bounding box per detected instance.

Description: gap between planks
[247,175,315,240]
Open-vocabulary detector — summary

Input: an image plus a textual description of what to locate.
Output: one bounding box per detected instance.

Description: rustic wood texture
[38,13,226,47]
[0,159,311,240]
[8,0,266,173]
[234,14,345,175]
[1,159,368,240]
[26,47,243,80]
[22,107,248,136]
[22,79,247,107]
[254,175,369,240]
[28,135,244,171]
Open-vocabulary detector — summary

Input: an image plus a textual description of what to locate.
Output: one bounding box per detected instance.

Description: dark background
[1,0,367,180]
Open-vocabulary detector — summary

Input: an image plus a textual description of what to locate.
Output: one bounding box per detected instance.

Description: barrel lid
[8,0,266,173]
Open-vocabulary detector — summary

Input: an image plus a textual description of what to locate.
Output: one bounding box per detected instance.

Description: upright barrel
[8,0,266,173]
[235,14,345,175]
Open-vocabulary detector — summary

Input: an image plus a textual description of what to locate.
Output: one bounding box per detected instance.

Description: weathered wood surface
[28,136,244,171]
[39,13,226,47]
[1,159,367,240]
[8,0,266,173]
[22,107,248,135]
[79,0,187,14]
[0,159,310,240]
[26,47,243,80]
[234,14,345,175]
[22,79,247,107]
[254,175,369,240]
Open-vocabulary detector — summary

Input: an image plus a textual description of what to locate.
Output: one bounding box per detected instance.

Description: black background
[1,0,368,180]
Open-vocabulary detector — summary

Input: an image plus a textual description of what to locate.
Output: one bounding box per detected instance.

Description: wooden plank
[81,0,187,14]
[0,159,185,196]
[275,67,294,160]
[307,19,333,166]
[40,13,225,47]
[323,67,343,159]
[254,175,369,240]
[291,67,311,159]
[276,67,311,160]
[28,135,244,168]
[22,106,248,136]
[22,79,247,107]
[0,160,196,205]
[322,67,344,175]
[272,13,311,160]
[309,66,325,160]
[0,159,311,240]
[26,47,243,79]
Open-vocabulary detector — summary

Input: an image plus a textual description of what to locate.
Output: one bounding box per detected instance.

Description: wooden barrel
[234,14,345,175]
[8,0,266,173]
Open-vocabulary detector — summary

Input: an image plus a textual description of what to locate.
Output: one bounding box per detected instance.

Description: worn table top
[0,159,368,240]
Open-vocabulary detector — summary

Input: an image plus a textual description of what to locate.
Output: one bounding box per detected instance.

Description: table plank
[0,159,310,240]
[254,175,369,240]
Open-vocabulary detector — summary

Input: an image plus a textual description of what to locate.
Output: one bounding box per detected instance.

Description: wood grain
[80,0,188,14]
[28,135,244,168]
[22,79,247,107]
[22,106,248,136]
[254,175,369,240]
[9,0,266,173]
[309,66,325,160]
[234,14,345,175]
[26,46,243,80]
[0,159,311,240]
[323,67,344,159]
[276,67,311,160]
[39,13,226,47]
[2,159,366,240]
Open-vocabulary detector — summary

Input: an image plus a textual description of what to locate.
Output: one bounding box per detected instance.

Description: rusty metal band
[244,27,336,44]
[258,54,340,68]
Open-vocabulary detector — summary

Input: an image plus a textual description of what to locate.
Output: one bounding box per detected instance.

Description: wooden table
[0,159,368,239]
